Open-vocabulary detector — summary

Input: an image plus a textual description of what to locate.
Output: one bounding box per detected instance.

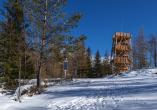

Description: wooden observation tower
[111,32,132,73]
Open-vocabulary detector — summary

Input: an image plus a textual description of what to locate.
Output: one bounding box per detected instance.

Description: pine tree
[86,47,93,78]
[94,50,102,77]
[102,50,112,76]
[0,0,22,89]
[75,35,88,78]
[24,0,82,87]
[0,0,34,89]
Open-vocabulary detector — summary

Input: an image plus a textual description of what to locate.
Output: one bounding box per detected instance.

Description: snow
[1,69,157,110]
[13,84,33,100]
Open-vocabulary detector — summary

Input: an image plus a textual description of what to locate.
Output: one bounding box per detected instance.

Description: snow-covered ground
[1,69,157,110]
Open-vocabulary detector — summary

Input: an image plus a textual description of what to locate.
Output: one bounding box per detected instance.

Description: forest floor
[1,69,157,110]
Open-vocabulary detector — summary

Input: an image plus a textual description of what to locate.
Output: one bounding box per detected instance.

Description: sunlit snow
[0,69,157,110]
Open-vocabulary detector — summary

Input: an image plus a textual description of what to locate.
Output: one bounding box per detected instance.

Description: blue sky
[67,0,157,55]
[0,0,157,56]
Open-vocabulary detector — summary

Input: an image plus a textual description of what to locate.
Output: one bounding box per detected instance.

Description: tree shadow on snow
[43,83,157,99]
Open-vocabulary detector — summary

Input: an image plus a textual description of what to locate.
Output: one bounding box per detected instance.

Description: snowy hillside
[0,69,157,110]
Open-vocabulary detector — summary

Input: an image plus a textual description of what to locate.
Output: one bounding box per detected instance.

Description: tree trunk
[154,48,157,67]
[36,0,47,89]
[18,56,22,102]
[37,59,41,88]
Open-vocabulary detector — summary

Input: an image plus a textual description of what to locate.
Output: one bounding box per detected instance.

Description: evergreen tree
[0,0,34,89]
[75,35,88,78]
[94,50,102,77]
[102,50,112,76]
[0,0,25,89]
[86,47,93,78]
[24,0,82,87]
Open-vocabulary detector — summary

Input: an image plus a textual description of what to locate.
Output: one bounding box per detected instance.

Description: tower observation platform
[111,32,132,73]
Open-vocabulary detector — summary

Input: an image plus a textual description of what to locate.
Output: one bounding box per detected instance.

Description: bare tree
[133,28,148,69]
[148,35,157,68]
